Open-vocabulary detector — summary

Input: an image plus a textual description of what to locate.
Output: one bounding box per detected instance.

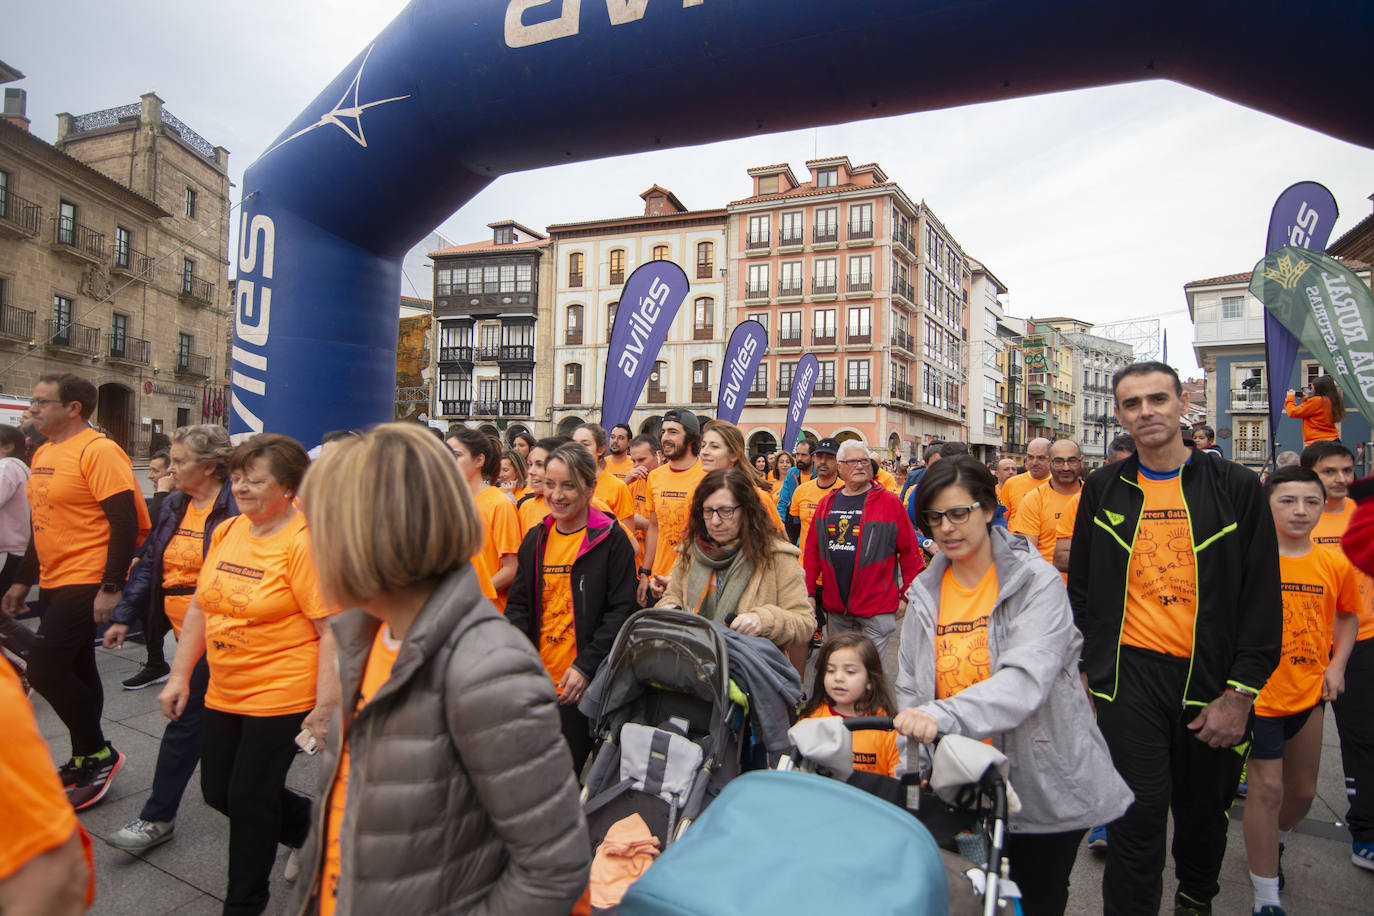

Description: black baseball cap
[814,437,841,456]
[662,409,700,436]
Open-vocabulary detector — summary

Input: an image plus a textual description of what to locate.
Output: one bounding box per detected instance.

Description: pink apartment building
[726,157,968,459]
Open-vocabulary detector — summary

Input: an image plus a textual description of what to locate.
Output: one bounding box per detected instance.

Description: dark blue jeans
[140,655,209,823]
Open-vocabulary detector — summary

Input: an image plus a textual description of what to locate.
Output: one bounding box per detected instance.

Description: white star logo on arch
[264,43,410,156]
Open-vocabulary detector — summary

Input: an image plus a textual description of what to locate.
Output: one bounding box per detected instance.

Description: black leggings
[200,708,312,916]
[28,583,106,757]
[1005,828,1088,916]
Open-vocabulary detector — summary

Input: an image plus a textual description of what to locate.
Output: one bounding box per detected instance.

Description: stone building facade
[0,91,230,456]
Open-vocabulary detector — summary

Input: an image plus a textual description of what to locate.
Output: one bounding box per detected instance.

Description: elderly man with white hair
[802,439,922,658]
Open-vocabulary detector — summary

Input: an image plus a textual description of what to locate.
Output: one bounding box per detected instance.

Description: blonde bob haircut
[301,422,483,608]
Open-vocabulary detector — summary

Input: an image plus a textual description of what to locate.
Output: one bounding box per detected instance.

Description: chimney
[3,88,28,132]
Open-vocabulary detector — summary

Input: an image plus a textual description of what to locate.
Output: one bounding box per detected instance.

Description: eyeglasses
[29,398,64,407]
[837,458,869,466]
[1050,457,1082,468]
[920,503,983,528]
[701,505,739,521]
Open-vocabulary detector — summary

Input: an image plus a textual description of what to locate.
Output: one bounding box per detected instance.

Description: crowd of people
[1,363,1372,916]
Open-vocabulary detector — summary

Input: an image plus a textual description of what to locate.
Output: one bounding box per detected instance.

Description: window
[0,169,7,219]
[747,214,770,248]
[1220,296,1245,320]
[478,379,500,409]
[182,257,195,294]
[438,368,472,412]
[435,268,451,296]
[817,360,836,395]
[516,263,532,292]
[479,322,500,352]
[817,168,838,188]
[499,264,516,293]
[847,254,872,291]
[747,311,768,331]
[501,321,533,351]
[758,175,779,195]
[569,252,584,287]
[692,359,712,401]
[58,201,76,246]
[813,308,836,344]
[451,267,469,294]
[694,297,714,339]
[609,248,626,284]
[114,226,131,269]
[52,295,72,344]
[747,263,770,298]
[779,261,803,296]
[749,362,768,397]
[565,304,583,344]
[483,265,500,293]
[177,332,193,370]
[813,257,837,293]
[111,312,128,357]
[607,301,618,342]
[815,207,838,241]
[779,361,796,396]
[184,187,197,218]
[494,225,513,245]
[780,211,804,245]
[649,360,668,402]
[848,203,873,237]
[847,306,871,342]
[564,363,584,403]
[652,244,670,262]
[696,241,714,279]
[501,371,533,411]
[438,322,471,359]
[779,310,802,346]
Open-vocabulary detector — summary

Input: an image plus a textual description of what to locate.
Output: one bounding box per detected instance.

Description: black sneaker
[122,664,170,690]
[57,757,81,789]
[66,744,124,811]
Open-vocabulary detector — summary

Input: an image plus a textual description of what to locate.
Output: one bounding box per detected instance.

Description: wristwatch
[638,567,652,576]
[99,582,121,594]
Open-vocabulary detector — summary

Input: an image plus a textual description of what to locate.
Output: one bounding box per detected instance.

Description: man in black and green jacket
[1067,362,1281,916]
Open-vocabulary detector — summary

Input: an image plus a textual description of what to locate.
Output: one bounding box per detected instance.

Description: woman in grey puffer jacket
[289,424,590,916]
[895,457,1131,916]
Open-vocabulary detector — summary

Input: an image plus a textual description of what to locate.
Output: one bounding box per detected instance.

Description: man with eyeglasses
[803,440,920,657]
[1013,440,1083,583]
[1000,437,1052,527]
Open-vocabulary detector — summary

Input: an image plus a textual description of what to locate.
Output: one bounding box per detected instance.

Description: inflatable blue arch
[230,0,1374,445]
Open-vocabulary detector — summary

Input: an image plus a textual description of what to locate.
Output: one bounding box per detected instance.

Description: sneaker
[1087,824,1108,850]
[121,664,170,690]
[1237,761,1248,799]
[1252,907,1285,916]
[110,818,174,851]
[1353,841,1374,871]
[66,744,124,811]
[283,847,301,883]
[1174,893,1211,916]
[57,757,81,789]
[809,625,824,650]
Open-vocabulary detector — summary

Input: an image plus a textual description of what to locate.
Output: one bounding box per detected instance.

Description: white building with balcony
[967,258,1009,463]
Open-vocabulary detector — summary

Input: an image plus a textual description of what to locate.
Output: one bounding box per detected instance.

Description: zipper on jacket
[1179,486,1204,710]
[1102,474,1144,704]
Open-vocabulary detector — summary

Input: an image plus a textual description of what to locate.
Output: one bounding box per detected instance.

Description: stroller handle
[843,716,895,732]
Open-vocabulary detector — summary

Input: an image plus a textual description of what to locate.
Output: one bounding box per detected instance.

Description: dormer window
[493,225,514,245]
[817,168,838,188]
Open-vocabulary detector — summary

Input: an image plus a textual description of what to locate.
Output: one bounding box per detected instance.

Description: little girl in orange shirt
[799,632,900,776]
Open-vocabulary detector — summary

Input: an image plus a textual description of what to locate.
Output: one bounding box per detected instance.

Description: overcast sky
[11,1,1374,378]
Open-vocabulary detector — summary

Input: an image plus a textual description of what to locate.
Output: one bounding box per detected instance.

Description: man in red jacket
[804,440,921,659]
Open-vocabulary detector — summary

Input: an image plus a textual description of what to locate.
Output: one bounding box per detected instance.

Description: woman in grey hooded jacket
[895,457,1131,916]
[288,424,589,916]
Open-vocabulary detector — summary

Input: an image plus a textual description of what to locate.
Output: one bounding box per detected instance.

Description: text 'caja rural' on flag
[783,353,820,452]
[1250,246,1374,428]
[716,320,768,424]
[600,261,690,428]
[1263,182,1339,442]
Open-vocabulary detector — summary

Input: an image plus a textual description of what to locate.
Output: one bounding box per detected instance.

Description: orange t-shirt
[161,499,216,637]
[1257,546,1360,717]
[1012,481,1081,581]
[1120,472,1197,658]
[595,471,635,522]
[800,704,900,776]
[792,476,841,561]
[604,453,633,482]
[1284,393,1341,445]
[1312,499,1374,640]
[539,525,583,688]
[320,626,400,916]
[197,513,330,715]
[0,662,96,906]
[27,428,151,588]
[998,472,1048,528]
[628,477,648,569]
[936,565,997,700]
[644,462,706,578]
[876,467,899,495]
[519,493,548,533]
[473,485,522,611]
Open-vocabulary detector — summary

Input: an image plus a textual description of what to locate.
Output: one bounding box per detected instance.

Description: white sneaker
[110,818,174,851]
[283,847,301,883]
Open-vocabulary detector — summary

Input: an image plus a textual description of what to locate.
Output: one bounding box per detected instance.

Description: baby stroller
[783,715,1019,916]
[577,609,751,853]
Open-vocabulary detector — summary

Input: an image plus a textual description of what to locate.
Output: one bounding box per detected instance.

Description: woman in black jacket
[102,424,237,851]
[506,442,638,770]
